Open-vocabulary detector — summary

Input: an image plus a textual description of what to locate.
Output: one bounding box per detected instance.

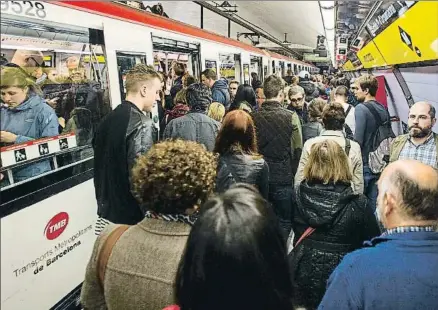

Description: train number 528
[0,1,46,19]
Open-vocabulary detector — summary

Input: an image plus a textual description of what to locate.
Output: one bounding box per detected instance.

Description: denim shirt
[1,94,59,181]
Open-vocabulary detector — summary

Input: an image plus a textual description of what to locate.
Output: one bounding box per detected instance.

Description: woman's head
[233,84,256,109]
[1,66,41,108]
[176,184,292,310]
[174,88,188,106]
[214,110,258,156]
[307,98,327,122]
[207,102,225,122]
[132,140,217,214]
[333,85,349,104]
[304,140,353,185]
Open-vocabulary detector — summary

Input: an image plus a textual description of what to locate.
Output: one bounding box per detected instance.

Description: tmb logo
[44,212,69,240]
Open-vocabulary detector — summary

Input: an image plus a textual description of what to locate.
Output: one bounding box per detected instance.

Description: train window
[0,17,111,190]
[152,36,200,79]
[116,51,147,100]
[205,60,217,73]
[219,53,241,83]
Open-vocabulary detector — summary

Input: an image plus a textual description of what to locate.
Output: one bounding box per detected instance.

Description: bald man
[318,160,438,310]
[390,101,438,168]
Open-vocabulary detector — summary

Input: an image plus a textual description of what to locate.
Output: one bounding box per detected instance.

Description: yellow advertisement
[82,55,106,63]
[373,1,438,65]
[357,41,387,68]
[342,60,355,71]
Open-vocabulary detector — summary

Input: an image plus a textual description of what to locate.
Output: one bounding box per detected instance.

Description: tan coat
[294,130,364,194]
[80,218,191,310]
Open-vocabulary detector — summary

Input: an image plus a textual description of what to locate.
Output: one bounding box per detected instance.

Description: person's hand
[58,117,66,128]
[46,97,59,109]
[0,131,17,143]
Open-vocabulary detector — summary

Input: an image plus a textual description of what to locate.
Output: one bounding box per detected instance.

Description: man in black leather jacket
[93,64,162,230]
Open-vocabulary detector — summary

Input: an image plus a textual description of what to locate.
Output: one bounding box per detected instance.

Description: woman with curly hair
[81,140,217,310]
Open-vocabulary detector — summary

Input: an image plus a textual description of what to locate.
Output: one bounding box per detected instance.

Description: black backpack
[365,104,395,174]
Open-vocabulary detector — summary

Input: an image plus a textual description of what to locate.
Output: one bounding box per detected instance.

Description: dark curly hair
[132,140,218,214]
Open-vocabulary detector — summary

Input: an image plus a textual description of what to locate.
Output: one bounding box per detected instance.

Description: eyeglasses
[290,97,304,103]
[25,56,43,68]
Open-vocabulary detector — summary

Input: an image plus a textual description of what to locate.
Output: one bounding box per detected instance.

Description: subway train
[0,1,437,310]
[0,1,317,309]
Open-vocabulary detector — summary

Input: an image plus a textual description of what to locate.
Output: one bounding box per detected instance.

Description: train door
[294,64,298,75]
[152,36,201,79]
[279,61,285,77]
[151,36,200,137]
[250,55,263,82]
[219,53,241,83]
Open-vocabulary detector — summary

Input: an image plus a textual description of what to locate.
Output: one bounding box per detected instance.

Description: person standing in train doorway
[93,64,162,234]
[201,69,231,108]
[389,101,437,168]
[252,75,303,240]
[352,75,390,211]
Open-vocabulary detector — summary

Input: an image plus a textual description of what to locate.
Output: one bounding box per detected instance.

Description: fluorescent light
[321,8,335,29]
[1,45,49,52]
[320,1,334,9]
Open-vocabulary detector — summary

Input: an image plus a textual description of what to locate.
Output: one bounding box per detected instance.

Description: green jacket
[389,133,438,163]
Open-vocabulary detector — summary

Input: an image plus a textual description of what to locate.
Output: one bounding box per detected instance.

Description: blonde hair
[0,66,42,96]
[207,102,225,122]
[303,140,352,184]
[125,64,161,94]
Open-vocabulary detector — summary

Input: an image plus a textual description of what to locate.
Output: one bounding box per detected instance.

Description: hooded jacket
[211,79,231,107]
[298,80,319,103]
[1,93,59,181]
[289,181,380,310]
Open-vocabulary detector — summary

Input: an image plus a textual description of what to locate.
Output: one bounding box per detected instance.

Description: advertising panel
[1,180,98,310]
[373,1,438,65]
[357,41,388,68]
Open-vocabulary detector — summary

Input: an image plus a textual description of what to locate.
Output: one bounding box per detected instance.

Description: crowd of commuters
[83,62,438,310]
[3,55,436,309]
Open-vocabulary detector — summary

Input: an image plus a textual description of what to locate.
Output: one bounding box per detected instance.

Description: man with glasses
[287,85,307,124]
[390,101,437,168]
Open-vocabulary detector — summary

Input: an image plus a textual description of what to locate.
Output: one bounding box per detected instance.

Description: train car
[0,1,315,310]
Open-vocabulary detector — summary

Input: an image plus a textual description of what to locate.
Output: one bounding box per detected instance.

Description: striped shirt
[398,134,437,168]
[95,217,112,235]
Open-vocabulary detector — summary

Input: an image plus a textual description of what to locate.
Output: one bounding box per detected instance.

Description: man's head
[377,160,438,229]
[172,62,185,78]
[186,83,212,112]
[201,69,217,88]
[125,64,162,112]
[353,74,378,102]
[334,86,349,104]
[263,75,285,102]
[10,49,45,79]
[229,80,239,98]
[288,85,305,109]
[408,101,436,139]
[322,102,346,131]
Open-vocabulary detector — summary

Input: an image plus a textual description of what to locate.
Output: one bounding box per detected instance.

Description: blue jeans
[363,165,379,212]
[268,184,294,239]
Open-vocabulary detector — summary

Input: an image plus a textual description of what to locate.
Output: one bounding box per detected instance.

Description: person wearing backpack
[390,101,437,168]
[215,110,269,199]
[333,85,355,135]
[353,75,391,211]
[295,103,364,195]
